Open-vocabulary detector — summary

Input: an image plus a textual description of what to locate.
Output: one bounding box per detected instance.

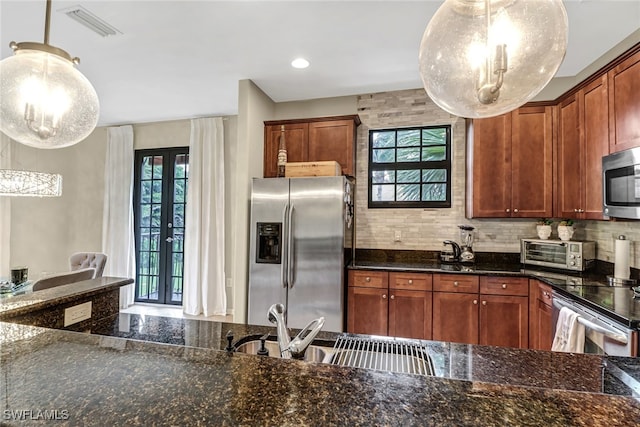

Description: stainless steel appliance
[248,176,354,332]
[552,292,637,357]
[602,146,640,219]
[520,239,596,272]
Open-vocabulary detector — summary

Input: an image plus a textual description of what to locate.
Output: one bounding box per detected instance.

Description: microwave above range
[602,146,640,220]
[521,239,596,272]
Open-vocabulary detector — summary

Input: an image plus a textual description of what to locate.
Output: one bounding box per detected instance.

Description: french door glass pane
[134,148,189,305]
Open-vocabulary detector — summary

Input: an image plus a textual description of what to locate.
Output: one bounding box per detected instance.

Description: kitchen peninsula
[2,315,640,426]
[0,277,133,330]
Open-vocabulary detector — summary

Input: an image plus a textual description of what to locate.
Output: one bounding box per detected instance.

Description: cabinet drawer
[480,276,529,296]
[389,272,432,291]
[433,274,479,293]
[537,282,553,307]
[348,270,389,289]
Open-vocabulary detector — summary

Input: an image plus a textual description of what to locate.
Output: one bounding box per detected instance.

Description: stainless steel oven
[552,292,637,357]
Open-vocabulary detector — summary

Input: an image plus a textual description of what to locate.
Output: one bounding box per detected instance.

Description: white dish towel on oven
[551,306,586,353]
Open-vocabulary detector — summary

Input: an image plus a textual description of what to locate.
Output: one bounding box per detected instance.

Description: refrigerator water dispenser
[256,222,282,264]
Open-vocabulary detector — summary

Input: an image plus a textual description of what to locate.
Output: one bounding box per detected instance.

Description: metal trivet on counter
[330,335,434,376]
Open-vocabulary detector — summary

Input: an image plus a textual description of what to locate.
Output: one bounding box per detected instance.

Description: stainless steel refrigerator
[248,176,354,332]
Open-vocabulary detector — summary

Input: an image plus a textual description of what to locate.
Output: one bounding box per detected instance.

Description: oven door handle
[552,299,629,345]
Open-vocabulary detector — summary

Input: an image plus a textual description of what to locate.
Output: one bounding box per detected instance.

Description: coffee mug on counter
[11,267,28,285]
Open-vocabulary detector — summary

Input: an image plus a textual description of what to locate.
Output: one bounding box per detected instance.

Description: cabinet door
[479,295,528,349]
[608,50,640,152]
[347,286,388,336]
[535,297,553,351]
[263,123,308,178]
[308,119,356,177]
[388,290,432,340]
[557,95,582,219]
[432,292,479,345]
[581,75,609,219]
[511,106,553,218]
[469,114,512,218]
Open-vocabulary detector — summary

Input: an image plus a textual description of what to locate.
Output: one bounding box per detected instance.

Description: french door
[133,148,189,305]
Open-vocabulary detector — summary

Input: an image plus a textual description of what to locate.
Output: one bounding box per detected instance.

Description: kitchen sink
[234,339,329,363]
[234,334,434,377]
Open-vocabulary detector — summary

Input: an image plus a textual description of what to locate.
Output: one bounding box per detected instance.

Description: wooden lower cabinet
[347,284,388,336]
[529,279,554,351]
[479,295,528,348]
[347,270,432,339]
[433,292,479,344]
[389,289,432,340]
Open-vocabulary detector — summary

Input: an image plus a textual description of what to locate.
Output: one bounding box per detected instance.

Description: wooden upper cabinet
[608,49,640,153]
[557,94,583,218]
[556,75,609,220]
[263,115,360,178]
[581,76,609,219]
[511,106,553,218]
[468,113,512,218]
[468,106,552,218]
[308,119,357,177]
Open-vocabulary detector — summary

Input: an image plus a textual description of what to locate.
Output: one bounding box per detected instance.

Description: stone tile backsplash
[354,88,639,268]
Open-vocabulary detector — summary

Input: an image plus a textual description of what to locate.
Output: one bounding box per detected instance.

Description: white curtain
[183,117,226,316]
[102,125,136,309]
[0,134,11,276]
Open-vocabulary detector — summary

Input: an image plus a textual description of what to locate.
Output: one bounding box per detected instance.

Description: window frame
[367,124,452,209]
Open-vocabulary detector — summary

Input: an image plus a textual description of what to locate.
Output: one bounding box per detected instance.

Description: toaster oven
[520,239,596,272]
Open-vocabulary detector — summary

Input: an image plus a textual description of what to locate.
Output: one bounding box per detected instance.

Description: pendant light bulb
[419,0,568,119]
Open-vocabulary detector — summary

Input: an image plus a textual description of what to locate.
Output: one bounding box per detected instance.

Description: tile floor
[120,303,233,323]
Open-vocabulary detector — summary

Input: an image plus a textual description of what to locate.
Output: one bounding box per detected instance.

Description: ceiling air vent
[59,5,122,37]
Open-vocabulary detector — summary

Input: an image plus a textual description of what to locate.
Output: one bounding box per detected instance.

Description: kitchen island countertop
[2,319,640,426]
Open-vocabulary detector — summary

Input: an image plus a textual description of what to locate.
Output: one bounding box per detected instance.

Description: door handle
[281,204,289,289]
[288,204,295,288]
[166,237,173,242]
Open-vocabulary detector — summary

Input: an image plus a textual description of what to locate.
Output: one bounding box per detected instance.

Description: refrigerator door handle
[287,204,295,288]
[281,204,289,288]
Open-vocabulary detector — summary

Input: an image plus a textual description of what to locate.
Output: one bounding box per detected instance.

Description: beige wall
[8,128,107,278]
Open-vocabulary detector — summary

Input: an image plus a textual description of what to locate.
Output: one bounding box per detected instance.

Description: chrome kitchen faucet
[267,303,325,359]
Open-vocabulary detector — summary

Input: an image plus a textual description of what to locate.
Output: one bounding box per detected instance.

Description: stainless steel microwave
[602,147,640,219]
[521,239,596,272]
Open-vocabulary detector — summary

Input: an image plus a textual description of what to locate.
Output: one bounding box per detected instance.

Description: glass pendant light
[0,0,99,149]
[0,169,62,197]
[419,0,568,118]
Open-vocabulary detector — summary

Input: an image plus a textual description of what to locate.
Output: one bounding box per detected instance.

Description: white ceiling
[1,1,639,127]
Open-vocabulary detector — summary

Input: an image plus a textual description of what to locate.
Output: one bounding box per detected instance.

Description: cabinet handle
[390,295,395,300]
[453,281,459,287]
[579,209,585,213]
[501,284,507,289]
[543,291,551,298]
[574,208,579,212]
[382,294,387,299]
[365,277,371,282]
[482,301,487,306]
[505,208,510,213]
[473,300,478,305]
[513,208,519,213]
[408,279,413,285]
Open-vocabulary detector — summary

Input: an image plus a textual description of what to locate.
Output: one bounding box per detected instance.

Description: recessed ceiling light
[291,58,310,69]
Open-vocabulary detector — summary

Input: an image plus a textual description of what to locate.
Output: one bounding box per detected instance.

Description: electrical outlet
[394,230,402,242]
[64,301,92,327]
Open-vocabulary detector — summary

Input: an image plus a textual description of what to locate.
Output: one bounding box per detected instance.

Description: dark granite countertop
[2,319,640,426]
[0,277,134,320]
[349,260,640,329]
[89,312,640,397]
